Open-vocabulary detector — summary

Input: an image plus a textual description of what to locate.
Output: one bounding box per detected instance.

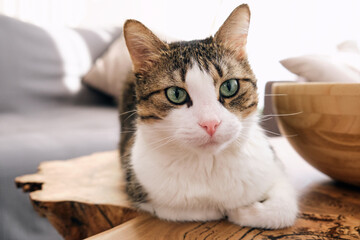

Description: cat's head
[124,4,258,154]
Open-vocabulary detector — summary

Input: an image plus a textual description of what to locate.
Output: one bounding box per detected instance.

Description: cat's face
[124,4,257,154]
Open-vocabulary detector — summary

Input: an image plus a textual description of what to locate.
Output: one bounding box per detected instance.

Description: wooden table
[16,138,360,240]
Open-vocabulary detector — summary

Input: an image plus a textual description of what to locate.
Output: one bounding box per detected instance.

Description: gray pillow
[0,14,121,113]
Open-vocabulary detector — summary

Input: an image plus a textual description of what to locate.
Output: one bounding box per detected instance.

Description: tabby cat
[119,4,298,229]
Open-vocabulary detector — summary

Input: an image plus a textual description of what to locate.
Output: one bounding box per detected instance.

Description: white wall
[1,0,360,104]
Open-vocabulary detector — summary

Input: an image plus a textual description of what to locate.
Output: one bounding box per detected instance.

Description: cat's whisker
[262,112,303,118]
[143,135,176,149]
[119,136,175,160]
[264,94,288,97]
[241,126,298,138]
[150,137,176,151]
[123,125,182,131]
[236,132,250,140]
[119,110,137,117]
[143,127,180,131]
[123,128,180,134]
[263,131,298,138]
[234,136,249,145]
[137,137,177,160]
[119,151,132,160]
[261,129,283,136]
[258,115,273,119]
[259,118,273,122]
[127,128,178,133]
[122,111,138,122]
[247,117,273,123]
[119,131,137,134]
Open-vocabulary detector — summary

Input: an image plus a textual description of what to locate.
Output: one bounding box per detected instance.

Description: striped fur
[120,5,258,203]
[120,26,257,204]
[119,4,297,229]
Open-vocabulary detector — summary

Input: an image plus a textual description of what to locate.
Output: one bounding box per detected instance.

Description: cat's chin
[196,139,231,154]
[199,141,217,150]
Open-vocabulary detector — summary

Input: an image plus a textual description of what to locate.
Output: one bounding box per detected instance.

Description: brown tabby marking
[133,38,258,123]
[118,75,148,205]
[120,4,257,205]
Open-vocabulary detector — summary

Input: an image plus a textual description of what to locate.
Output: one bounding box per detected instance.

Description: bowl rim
[273,82,360,86]
[272,82,360,96]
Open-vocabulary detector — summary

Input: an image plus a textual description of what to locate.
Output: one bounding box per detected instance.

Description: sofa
[0,15,123,240]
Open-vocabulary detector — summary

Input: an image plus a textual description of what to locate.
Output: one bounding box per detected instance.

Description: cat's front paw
[227,200,297,229]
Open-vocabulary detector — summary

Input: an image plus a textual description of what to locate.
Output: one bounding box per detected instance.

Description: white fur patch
[161,63,243,154]
[185,64,221,123]
[131,63,298,228]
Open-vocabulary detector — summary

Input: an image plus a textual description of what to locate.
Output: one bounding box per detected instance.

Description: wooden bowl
[272,82,360,187]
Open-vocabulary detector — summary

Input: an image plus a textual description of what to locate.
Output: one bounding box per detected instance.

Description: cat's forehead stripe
[212,62,223,78]
[185,62,218,107]
[166,38,223,82]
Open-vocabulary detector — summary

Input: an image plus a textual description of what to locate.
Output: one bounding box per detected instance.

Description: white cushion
[83,34,132,98]
[280,41,360,83]
[83,32,179,97]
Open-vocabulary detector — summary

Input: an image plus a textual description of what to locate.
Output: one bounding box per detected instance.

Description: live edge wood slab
[16,138,360,240]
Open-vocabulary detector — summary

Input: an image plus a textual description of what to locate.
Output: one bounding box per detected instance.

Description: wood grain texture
[87,212,360,240]
[15,152,139,240]
[272,82,360,187]
[86,138,360,240]
[16,138,360,240]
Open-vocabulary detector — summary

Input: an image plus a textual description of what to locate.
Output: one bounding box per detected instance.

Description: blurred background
[1,1,359,240]
[1,0,360,95]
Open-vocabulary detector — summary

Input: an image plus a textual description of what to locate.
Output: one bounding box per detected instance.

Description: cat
[119,4,298,229]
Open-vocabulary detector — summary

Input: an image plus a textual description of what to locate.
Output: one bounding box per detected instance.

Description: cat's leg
[227,176,298,229]
[139,203,223,221]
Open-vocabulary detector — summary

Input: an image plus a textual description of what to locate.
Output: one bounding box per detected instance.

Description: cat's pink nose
[199,120,221,136]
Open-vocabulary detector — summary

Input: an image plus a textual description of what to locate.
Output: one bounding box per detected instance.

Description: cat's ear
[124,20,168,72]
[214,4,250,59]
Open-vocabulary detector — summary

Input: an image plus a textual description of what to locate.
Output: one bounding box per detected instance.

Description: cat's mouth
[199,139,219,148]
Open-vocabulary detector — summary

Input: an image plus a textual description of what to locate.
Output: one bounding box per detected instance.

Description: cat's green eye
[220,79,239,98]
[166,87,188,105]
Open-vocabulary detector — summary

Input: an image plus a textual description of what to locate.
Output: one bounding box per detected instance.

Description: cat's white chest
[131,131,277,212]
